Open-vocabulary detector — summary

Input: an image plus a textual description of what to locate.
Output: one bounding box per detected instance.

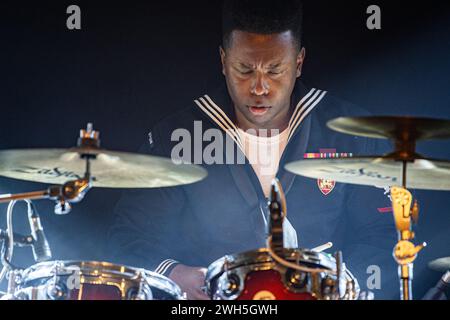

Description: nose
[250,72,269,96]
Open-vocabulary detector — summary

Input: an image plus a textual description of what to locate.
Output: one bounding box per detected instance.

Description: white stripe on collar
[194,98,244,150]
[194,87,326,146]
[154,259,178,274]
[204,95,241,135]
[288,88,318,129]
[288,89,327,141]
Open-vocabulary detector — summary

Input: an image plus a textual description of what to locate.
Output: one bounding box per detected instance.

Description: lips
[248,105,271,116]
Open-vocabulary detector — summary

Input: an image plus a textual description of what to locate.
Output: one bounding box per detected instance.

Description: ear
[296,47,306,78]
[219,46,226,76]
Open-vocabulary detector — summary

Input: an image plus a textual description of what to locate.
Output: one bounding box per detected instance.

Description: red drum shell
[238,269,315,300]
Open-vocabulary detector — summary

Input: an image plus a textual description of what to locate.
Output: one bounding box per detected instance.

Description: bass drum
[11,261,185,300]
[206,248,360,300]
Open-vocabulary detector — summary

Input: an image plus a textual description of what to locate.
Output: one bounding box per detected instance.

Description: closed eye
[268,70,283,75]
[235,68,253,75]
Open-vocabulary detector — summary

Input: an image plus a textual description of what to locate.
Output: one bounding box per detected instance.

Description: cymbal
[327,116,450,141]
[0,148,207,188]
[428,257,450,272]
[285,156,450,191]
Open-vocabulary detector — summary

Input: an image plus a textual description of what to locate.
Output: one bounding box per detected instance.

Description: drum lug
[321,276,337,300]
[128,287,153,300]
[46,283,68,300]
[128,271,153,300]
[219,273,241,299]
[215,257,242,299]
[7,269,22,295]
[285,269,308,291]
[46,264,68,300]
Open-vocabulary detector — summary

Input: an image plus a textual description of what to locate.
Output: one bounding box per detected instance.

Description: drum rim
[206,248,335,282]
[18,260,184,299]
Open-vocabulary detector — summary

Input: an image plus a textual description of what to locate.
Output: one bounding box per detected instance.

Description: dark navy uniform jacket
[107,81,399,299]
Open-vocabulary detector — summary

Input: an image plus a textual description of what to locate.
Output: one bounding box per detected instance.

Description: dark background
[0,0,449,299]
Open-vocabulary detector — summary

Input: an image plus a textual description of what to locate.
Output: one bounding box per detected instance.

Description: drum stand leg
[399,264,413,300]
[7,269,20,296]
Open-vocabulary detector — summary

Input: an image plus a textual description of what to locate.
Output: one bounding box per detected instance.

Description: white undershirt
[237,127,298,248]
[237,127,290,197]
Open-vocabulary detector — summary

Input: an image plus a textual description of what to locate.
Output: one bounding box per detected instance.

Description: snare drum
[10,261,185,300]
[206,248,359,300]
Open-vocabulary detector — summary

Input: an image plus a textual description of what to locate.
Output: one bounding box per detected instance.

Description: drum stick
[311,242,333,252]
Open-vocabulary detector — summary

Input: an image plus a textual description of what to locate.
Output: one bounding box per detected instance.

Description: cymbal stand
[384,127,427,300]
[391,184,426,300]
[0,124,98,294]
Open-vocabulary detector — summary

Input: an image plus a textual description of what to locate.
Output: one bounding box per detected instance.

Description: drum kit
[0,115,449,300]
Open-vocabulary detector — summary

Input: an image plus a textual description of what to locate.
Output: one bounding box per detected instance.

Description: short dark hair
[222,0,304,51]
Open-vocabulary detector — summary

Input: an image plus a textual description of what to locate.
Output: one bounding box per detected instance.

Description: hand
[168,264,210,300]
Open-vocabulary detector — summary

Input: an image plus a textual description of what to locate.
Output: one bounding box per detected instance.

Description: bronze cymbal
[327,116,450,141]
[285,156,450,191]
[0,148,207,188]
[428,257,450,272]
